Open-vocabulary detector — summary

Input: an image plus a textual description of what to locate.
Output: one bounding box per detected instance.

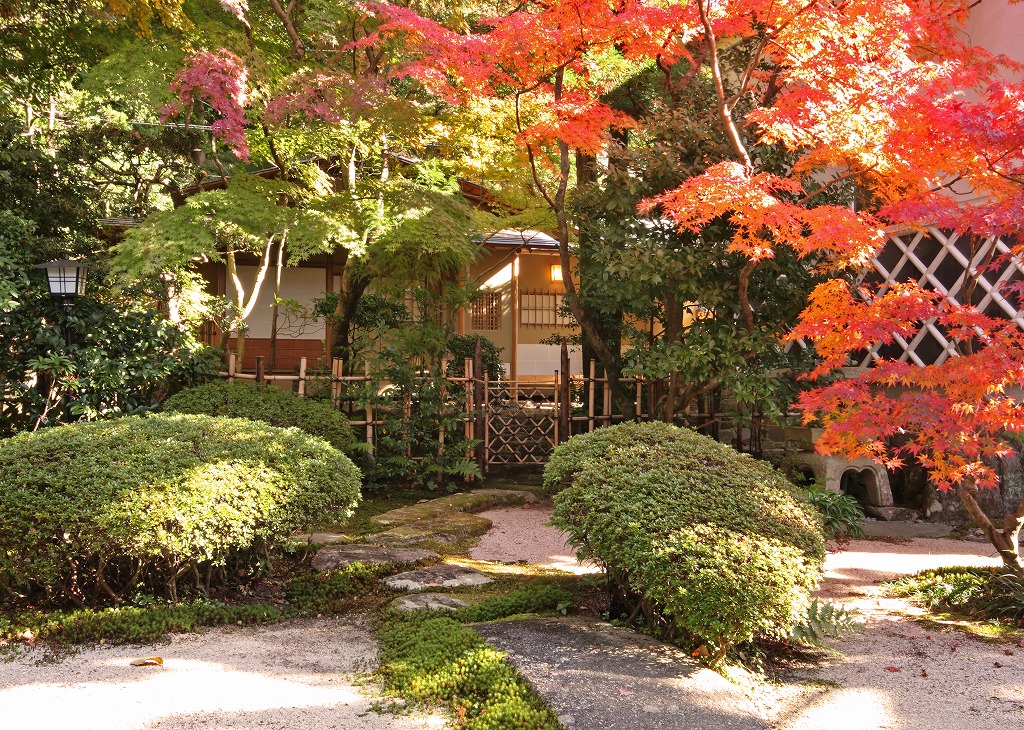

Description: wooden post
[511,250,520,382]
[588,359,596,432]
[228,353,236,382]
[331,358,343,407]
[464,357,475,482]
[364,360,374,456]
[635,379,642,420]
[255,356,265,384]
[473,337,487,474]
[559,340,571,444]
[297,357,307,397]
[602,364,612,425]
[482,375,490,475]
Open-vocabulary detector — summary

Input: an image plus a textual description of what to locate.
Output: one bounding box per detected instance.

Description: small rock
[391,593,469,612]
[383,565,493,591]
[865,505,919,522]
[311,544,437,572]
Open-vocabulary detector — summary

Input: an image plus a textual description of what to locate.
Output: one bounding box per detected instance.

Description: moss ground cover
[375,587,571,730]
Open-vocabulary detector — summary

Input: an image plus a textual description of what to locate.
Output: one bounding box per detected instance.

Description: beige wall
[964,1,1024,65]
[463,248,581,376]
[465,249,514,367]
[227,265,328,340]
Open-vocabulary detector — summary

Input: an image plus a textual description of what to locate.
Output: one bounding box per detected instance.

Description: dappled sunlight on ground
[0,619,447,730]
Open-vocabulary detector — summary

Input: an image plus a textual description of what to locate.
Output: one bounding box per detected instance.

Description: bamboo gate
[221,344,728,472]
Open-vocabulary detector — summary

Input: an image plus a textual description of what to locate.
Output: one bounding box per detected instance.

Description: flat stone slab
[370,489,538,528]
[383,565,493,591]
[859,519,954,539]
[291,532,349,546]
[475,618,767,730]
[311,544,438,572]
[366,512,493,547]
[391,593,469,612]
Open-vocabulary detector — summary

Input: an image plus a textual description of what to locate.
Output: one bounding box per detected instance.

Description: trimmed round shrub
[163,380,357,454]
[546,421,825,661]
[0,414,361,606]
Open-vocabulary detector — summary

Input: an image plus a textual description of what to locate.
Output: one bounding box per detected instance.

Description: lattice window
[854,227,1024,367]
[472,291,502,330]
[520,290,575,328]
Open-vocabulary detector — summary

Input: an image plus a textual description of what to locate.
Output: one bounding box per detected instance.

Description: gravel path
[472,504,1024,730]
[470,504,599,574]
[0,617,446,730]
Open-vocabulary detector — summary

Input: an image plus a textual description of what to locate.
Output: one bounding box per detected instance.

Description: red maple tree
[369,0,1024,567]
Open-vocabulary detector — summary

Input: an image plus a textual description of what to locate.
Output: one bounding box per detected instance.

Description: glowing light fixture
[35,258,89,309]
[550,264,563,282]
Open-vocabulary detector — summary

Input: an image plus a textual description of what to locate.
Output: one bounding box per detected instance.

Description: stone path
[476,618,768,730]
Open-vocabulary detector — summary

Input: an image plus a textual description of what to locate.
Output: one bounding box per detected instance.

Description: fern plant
[804,483,866,538]
[790,599,863,647]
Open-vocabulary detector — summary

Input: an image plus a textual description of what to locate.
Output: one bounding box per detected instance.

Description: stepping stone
[383,565,493,591]
[475,617,768,730]
[370,489,538,528]
[391,593,469,612]
[366,512,493,547]
[291,532,349,546]
[311,544,438,572]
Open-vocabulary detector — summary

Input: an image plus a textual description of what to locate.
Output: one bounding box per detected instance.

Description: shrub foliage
[0,414,361,606]
[546,421,825,661]
[163,379,357,453]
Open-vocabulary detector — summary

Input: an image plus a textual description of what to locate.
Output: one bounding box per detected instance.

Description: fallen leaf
[130,657,163,667]
[1005,649,1015,656]
[920,668,928,678]
[994,662,1003,668]
[691,645,709,658]
[883,666,901,673]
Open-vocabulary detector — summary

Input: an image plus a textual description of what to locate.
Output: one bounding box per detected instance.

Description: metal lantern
[35,259,89,308]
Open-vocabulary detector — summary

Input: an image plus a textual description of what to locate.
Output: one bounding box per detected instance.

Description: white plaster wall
[516,343,583,377]
[227,266,327,339]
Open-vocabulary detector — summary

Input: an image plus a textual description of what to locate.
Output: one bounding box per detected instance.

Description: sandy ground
[472,505,1024,730]
[0,617,446,730]
[470,503,600,574]
[763,537,1024,730]
[5,506,1022,730]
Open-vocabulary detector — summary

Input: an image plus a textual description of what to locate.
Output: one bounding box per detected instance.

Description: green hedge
[0,414,361,606]
[546,421,825,661]
[163,380,357,454]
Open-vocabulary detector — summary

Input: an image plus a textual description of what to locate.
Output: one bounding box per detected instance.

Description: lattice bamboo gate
[220,344,668,471]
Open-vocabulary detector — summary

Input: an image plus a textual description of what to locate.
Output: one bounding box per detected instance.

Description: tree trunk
[960,480,1024,574]
[330,267,372,371]
[662,292,683,423]
[268,237,285,372]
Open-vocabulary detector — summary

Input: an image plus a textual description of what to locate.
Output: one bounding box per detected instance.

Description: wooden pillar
[473,337,486,475]
[255,356,265,384]
[510,250,520,383]
[297,357,307,397]
[588,359,596,432]
[364,360,374,456]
